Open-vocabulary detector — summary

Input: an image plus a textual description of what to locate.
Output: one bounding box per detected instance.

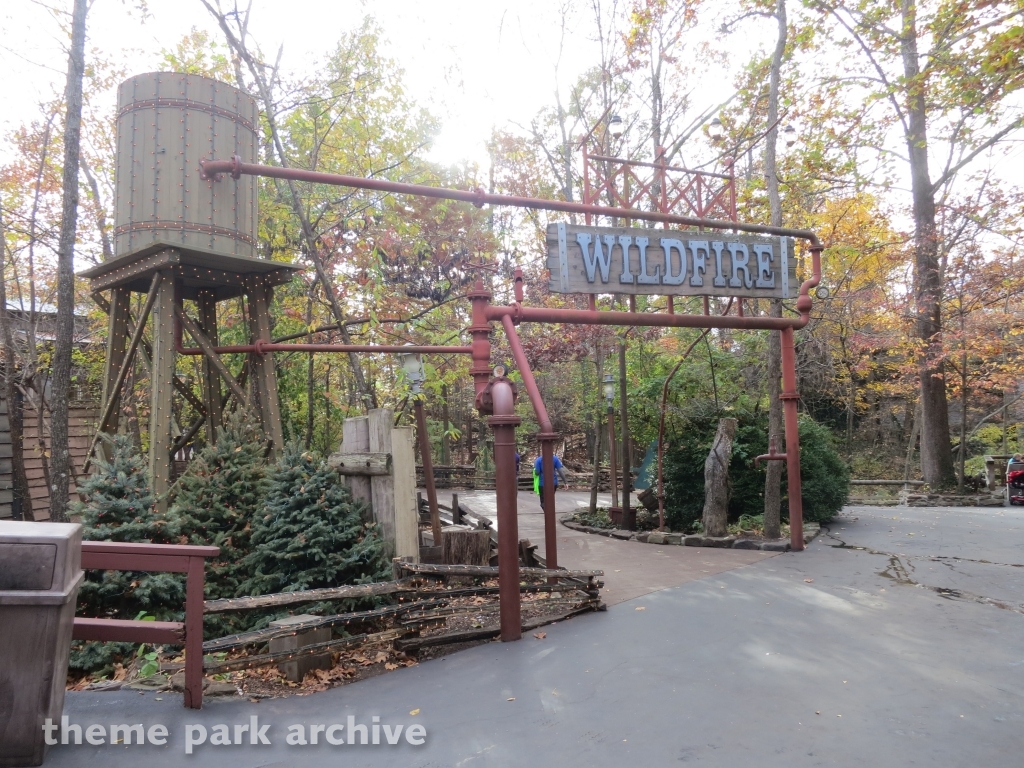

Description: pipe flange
[487,414,522,427]
[780,392,801,401]
[253,339,268,356]
[230,154,242,179]
[471,186,487,208]
[536,431,561,442]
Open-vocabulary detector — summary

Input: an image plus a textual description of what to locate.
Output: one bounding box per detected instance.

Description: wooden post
[386,423,419,561]
[98,286,131,460]
[451,492,460,525]
[149,271,176,512]
[342,416,372,508]
[702,417,737,537]
[245,276,285,459]
[183,554,205,710]
[197,290,221,443]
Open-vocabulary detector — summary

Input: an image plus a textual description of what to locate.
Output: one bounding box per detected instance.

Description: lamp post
[603,374,620,519]
[401,349,441,547]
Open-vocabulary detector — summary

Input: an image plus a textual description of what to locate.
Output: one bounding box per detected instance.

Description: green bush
[659,411,848,532]
[70,434,182,674]
[240,443,390,597]
[169,411,270,602]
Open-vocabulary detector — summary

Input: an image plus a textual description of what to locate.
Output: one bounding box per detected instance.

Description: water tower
[80,73,299,509]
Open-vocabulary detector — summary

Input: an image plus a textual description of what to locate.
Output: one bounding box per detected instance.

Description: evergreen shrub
[69,434,182,674]
[241,442,390,597]
[659,411,848,532]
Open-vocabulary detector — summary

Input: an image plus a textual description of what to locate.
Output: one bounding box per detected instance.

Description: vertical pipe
[618,336,633,529]
[781,325,804,551]
[184,555,205,709]
[499,315,559,568]
[541,440,557,568]
[488,379,522,641]
[415,397,442,546]
[468,278,492,399]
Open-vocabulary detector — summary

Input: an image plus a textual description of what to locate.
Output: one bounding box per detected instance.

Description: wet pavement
[455,489,776,604]
[48,504,1024,767]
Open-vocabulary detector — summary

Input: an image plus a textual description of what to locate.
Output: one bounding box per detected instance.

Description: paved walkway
[454,489,775,604]
[49,504,1024,767]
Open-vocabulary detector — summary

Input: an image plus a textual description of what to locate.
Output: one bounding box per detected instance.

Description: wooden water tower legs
[149,271,177,512]
[90,267,288,513]
[197,290,222,443]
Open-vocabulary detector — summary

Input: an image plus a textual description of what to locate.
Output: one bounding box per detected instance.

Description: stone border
[560,515,820,552]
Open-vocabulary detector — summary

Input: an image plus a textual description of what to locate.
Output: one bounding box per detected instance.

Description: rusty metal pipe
[500,315,559,569]
[781,326,804,552]
[488,379,522,641]
[200,157,822,246]
[489,305,808,331]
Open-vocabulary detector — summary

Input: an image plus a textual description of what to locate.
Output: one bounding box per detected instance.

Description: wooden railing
[72,541,219,709]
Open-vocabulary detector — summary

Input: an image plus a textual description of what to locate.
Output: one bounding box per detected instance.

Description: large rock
[760,540,790,552]
[733,539,760,550]
[703,536,736,548]
[647,532,667,545]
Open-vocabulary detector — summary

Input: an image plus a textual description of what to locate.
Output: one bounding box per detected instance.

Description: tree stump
[442,526,491,566]
[702,418,738,537]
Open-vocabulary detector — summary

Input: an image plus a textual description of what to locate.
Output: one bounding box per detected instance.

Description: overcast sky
[0,0,611,168]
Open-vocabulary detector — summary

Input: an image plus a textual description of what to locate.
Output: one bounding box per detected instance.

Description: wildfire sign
[546,223,795,299]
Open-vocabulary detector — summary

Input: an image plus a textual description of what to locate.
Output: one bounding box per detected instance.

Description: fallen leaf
[409,709,420,716]
[635,606,646,611]
[804,578,814,583]
[533,632,546,640]
[385,663,399,670]
[507,697,515,701]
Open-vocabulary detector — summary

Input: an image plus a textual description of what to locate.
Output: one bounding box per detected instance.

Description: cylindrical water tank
[113,72,258,260]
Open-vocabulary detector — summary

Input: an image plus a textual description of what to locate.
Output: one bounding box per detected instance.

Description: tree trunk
[441,528,491,566]
[958,349,967,491]
[762,0,787,541]
[0,211,29,521]
[305,295,315,449]
[901,0,956,488]
[703,418,737,537]
[49,0,88,522]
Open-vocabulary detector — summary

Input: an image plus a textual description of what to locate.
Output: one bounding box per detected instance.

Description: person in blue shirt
[534,454,568,508]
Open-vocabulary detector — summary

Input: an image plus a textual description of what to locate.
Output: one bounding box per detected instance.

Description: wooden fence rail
[72,541,219,709]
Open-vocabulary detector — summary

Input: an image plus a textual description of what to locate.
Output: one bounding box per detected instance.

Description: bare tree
[49,0,88,522]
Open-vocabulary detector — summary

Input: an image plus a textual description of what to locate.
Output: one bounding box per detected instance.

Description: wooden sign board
[546,223,795,299]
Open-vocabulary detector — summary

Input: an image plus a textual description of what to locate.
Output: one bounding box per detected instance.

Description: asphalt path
[47,504,1024,767]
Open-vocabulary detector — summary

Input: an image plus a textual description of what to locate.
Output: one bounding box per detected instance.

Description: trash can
[0,522,83,767]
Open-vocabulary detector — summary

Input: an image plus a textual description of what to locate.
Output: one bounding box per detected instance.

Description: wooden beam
[197,291,222,440]
[203,579,419,614]
[176,308,250,407]
[149,272,177,511]
[98,286,131,460]
[84,273,161,472]
[326,450,392,476]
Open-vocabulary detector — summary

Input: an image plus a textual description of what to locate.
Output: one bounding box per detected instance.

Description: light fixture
[603,373,616,406]
[783,124,797,148]
[399,347,426,393]
[708,117,724,141]
[608,115,625,139]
